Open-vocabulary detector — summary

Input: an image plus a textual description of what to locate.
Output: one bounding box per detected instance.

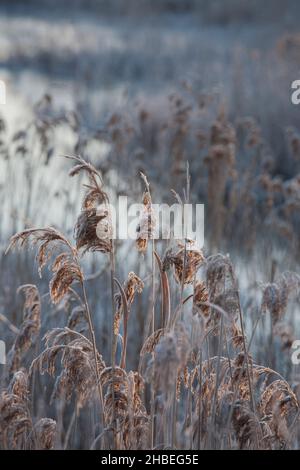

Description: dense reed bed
[1,120,299,448]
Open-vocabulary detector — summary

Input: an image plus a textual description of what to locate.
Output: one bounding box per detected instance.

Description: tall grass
[1,146,299,449]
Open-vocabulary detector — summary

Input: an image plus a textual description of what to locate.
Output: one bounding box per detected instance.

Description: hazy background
[1,0,300,138]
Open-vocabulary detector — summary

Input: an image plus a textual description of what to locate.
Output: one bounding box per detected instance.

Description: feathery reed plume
[192,355,299,449]
[232,402,263,449]
[154,251,171,327]
[163,241,205,285]
[5,226,105,410]
[75,207,112,254]
[205,254,242,342]
[140,328,165,356]
[67,155,112,254]
[258,379,299,448]
[6,227,81,305]
[193,281,210,319]
[8,285,41,372]
[67,305,87,331]
[100,366,149,449]
[114,273,144,369]
[123,371,149,450]
[146,323,189,396]
[6,227,73,270]
[34,418,57,450]
[136,172,156,253]
[0,371,31,449]
[205,107,236,248]
[31,328,105,409]
[273,322,294,351]
[50,252,83,304]
[261,271,300,324]
[114,272,144,336]
[100,366,128,427]
[8,370,29,402]
[232,352,254,400]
